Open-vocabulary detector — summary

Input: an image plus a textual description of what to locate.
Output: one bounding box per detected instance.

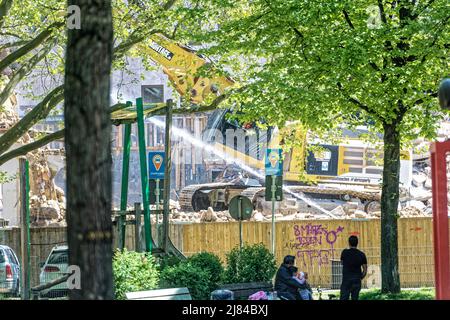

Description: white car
[39,245,69,298]
[0,245,20,297]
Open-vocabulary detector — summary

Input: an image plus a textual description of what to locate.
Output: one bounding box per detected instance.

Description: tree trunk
[64,0,114,300]
[380,122,401,293]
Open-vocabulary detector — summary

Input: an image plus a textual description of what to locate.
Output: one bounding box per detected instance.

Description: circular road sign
[229,195,253,221]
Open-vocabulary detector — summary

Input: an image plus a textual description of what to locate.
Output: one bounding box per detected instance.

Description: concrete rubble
[0,79,66,227]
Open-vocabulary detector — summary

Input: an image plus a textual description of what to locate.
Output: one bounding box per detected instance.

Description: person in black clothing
[274,255,307,300]
[340,236,367,300]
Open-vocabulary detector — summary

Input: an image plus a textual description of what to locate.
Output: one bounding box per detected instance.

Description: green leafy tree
[182,0,449,293]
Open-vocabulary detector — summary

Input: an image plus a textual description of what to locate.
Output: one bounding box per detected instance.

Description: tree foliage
[178,0,449,293]
[180,0,448,140]
[0,0,189,162]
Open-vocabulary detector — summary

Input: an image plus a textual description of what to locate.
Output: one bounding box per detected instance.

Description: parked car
[0,245,20,297]
[39,245,69,298]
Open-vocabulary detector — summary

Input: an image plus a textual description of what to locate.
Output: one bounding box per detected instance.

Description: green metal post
[119,101,132,250]
[136,97,152,252]
[162,99,173,252]
[24,160,31,299]
[19,158,31,300]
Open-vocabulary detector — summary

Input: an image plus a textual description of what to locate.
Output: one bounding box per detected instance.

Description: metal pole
[162,99,173,252]
[134,202,142,252]
[238,196,243,250]
[136,97,152,252]
[119,107,132,250]
[19,157,31,300]
[271,176,276,256]
[155,178,160,246]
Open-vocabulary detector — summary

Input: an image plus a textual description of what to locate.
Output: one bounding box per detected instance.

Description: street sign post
[229,195,253,250]
[265,148,283,255]
[149,151,165,246]
[265,175,283,201]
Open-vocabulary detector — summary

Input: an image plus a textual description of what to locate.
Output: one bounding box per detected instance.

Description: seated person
[274,255,307,300]
[290,267,313,300]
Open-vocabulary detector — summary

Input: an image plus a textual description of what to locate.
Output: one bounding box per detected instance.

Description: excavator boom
[140,34,235,105]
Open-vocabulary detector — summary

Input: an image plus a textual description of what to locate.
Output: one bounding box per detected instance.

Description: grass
[358,288,434,300]
[316,288,435,300]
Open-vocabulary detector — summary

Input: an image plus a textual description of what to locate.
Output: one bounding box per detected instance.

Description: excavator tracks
[179,183,382,213]
[179,182,244,212]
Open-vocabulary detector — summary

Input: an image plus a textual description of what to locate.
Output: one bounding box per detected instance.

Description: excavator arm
[139,34,235,105]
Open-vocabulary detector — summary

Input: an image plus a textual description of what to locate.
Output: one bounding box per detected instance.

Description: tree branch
[163,0,177,11]
[113,29,164,60]
[0,44,53,106]
[342,10,355,29]
[412,0,436,20]
[378,0,388,24]
[0,129,64,165]
[0,0,13,29]
[0,85,64,155]
[0,40,30,51]
[0,21,63,74]
[0,102,130,164]
[337,82,383,121]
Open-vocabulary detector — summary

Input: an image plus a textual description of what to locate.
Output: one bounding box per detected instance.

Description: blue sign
[148,151,165,179]
[265,149,283,176]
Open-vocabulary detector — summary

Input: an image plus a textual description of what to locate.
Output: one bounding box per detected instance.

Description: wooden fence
[181,218,440,288]
[0,217,446,289]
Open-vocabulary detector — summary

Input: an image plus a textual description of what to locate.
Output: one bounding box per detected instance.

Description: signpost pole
[155,178,160,246]
[238,196,243,250]
[271,175,276,255]
[162,99,173,252]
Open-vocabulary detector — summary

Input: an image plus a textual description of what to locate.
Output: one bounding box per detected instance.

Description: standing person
[274,255,307,300]
[340,236,368,300]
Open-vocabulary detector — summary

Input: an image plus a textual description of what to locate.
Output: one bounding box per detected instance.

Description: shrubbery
[223,243,276,283]
[112,249,160,300]
[112,244,276,300]
[188,252,224,285]
[160,262,212,300]
[157,254,183,270]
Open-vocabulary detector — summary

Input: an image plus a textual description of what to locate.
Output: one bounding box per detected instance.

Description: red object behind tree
[430,140,450,300]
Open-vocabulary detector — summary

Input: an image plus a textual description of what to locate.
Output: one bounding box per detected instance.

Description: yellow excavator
[140,34,412,215]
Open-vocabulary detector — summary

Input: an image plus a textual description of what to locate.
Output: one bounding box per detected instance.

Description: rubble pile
[0,78,64,227]
[27,149,66,227]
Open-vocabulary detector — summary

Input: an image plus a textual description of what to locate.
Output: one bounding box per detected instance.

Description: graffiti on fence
[285,223,344,267]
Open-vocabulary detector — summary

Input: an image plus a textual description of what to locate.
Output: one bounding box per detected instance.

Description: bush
[112,249,160,300]
[160,262,211,300]
[157,254,183,271]
[188,252,224,285]
[223,243,276,283]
